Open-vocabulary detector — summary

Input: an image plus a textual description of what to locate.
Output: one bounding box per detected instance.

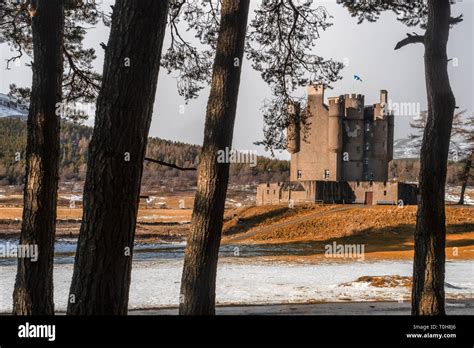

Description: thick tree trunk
[412,0,456,316]
[179,0,250,315]
[67,0,169,315]
[13,0,64,316]
[457,152,472,205]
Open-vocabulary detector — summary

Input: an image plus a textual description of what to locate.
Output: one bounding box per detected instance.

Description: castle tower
[341,94,365,181]
[287,102,301,154]
[369,90,393,181]
[289,84,339,181]
[288,85,393,183]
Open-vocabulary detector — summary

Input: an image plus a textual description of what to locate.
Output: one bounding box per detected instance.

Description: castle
[257,84,418,206]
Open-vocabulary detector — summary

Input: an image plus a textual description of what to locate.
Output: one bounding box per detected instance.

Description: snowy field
[0,258,472,313]
[445,186,474,205]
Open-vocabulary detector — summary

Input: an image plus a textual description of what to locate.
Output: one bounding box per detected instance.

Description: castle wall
[256,182,283,205]
[347,181,399,205]
[256,180,417,206]
[280,181,318,204]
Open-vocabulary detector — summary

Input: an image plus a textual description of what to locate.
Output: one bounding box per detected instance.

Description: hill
[0,93,28,119]
[221,204,474,260]
[0,117,289,187]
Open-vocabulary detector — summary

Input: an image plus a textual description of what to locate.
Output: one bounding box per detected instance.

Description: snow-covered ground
[0,93,28,117]
[445,186,474,205]
[0,258,472,313]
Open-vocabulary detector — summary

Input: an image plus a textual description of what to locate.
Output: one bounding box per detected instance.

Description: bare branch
[144,157,197,171]
[450,14,463,25]
[394,32,424,50]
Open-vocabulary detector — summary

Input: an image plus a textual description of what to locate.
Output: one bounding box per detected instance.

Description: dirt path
[224,205,363,243]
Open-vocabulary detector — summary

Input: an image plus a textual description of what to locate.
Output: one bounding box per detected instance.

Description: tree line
[0,117,289,187]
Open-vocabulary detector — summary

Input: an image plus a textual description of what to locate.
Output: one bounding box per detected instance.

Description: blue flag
[353,75,363,82]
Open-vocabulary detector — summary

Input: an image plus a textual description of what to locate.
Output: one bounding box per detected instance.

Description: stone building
[257,84,418,206]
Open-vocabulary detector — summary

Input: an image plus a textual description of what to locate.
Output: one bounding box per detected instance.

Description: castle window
[365,123,370,132]
[273,190,276,194]
[356,146,361,153]
[364,158,369,165]
[369,172,374,180]
[324,169,330,179]
[267,190,269,194]
[297,170,302,180]
[365,143,370,151]
[384,190,387,196]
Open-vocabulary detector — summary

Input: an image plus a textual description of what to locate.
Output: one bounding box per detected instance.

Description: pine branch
[144,157,197,171]
[394,32,424,50]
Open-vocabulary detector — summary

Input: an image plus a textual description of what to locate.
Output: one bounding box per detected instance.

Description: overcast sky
[1,0,472,160]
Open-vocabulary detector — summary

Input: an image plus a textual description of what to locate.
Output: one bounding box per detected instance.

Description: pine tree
[342,0,463,315]
[67,0,170,315]
[177,0,343,315]
[12,0,65,315]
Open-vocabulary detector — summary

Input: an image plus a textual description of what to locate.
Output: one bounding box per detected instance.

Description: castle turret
[287,102,301,154]
[328,97,343,152]
[342,94,364,181]
[369,90,393,180]
[380,90,388,105]
[387,112,394,161]
[308,83,325,104]
[374,90,389,119]
[328,96,343,181]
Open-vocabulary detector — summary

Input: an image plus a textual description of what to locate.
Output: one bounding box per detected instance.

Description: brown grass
[0,207,192,222]
[221,205,474,261]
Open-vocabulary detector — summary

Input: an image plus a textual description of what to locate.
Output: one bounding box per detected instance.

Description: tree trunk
[67,0,169,315]
[179,0,250,315]
[457,152,472,205]
[412,0,456,316]
[12,0,65,316]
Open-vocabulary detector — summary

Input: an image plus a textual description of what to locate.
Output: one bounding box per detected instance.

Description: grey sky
[1,0,472,160]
